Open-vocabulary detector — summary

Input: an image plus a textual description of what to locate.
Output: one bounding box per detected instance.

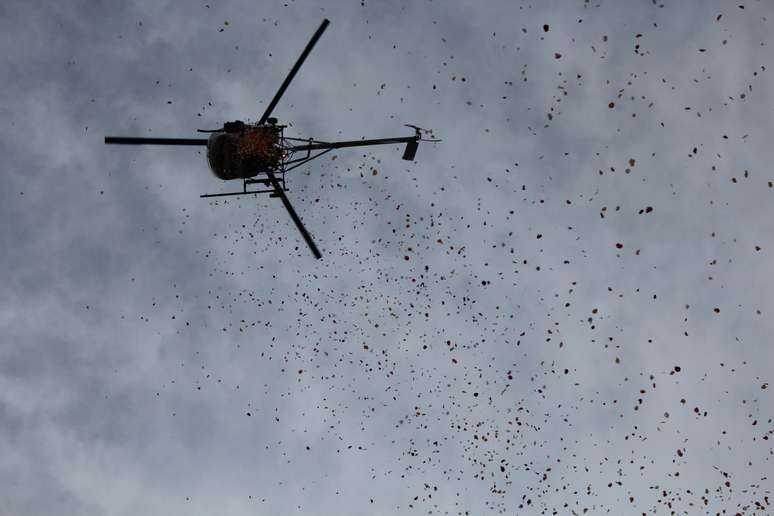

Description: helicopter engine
[206,123,282,180]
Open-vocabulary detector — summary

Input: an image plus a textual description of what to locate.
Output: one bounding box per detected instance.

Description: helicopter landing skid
[199,176,287,199]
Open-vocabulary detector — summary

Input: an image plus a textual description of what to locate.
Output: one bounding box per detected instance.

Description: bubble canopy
[206,126,282,180]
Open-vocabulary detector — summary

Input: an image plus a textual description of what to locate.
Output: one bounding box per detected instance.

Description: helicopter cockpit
[206,121,283,180]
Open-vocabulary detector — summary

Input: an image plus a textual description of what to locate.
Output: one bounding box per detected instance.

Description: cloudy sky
[2,0,773,514]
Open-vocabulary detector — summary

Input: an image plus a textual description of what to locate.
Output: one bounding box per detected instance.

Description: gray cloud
[2,0,773,514]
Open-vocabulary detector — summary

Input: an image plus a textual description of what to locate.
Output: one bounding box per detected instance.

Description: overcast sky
[2,0,773,514]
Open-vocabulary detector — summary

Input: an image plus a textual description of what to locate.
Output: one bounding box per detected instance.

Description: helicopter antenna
[257,19,330,125]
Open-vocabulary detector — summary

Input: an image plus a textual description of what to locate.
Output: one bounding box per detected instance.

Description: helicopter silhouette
[105,18,439,259]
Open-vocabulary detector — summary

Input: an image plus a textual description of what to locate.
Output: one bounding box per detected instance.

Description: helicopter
[105,18,439,259]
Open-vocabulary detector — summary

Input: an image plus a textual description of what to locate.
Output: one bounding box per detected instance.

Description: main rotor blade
[257,18,330,125]
[105,137,208,145]
[265,171,322,259]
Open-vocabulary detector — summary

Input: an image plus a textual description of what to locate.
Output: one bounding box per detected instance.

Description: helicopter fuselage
[206,123,283,180]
